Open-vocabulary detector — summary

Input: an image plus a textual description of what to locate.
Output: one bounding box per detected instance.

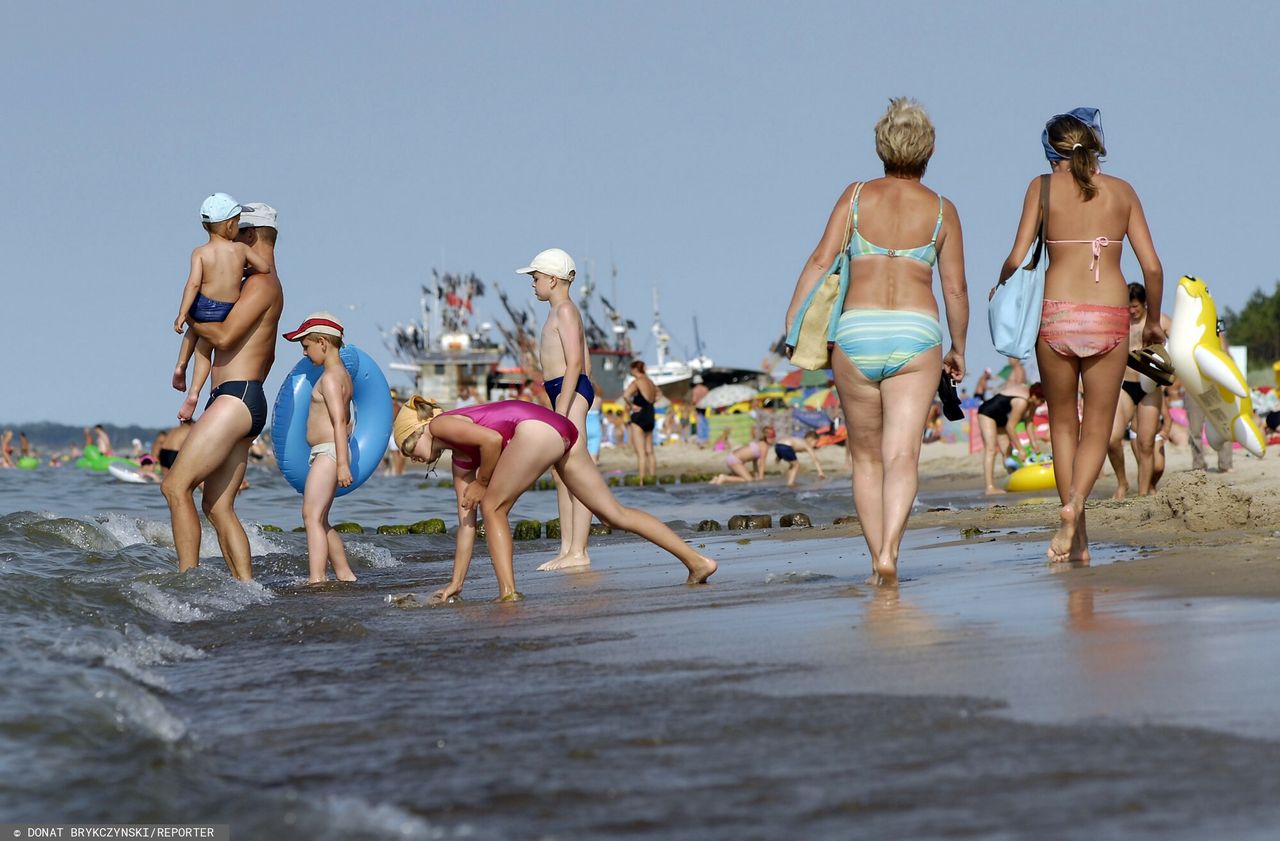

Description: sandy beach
[598,434,1279,600]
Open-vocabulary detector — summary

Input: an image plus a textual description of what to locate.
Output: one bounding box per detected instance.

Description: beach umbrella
[785,388,805,407]
[698,383,758,409]
[758,385,787,400]
[803,387,839,409]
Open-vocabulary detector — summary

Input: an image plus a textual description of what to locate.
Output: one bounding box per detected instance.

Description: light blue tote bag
[988,175,1048,360]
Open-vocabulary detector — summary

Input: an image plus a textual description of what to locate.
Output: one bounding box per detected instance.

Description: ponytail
[1045,114,1106,202]
[1069,144,1098,200]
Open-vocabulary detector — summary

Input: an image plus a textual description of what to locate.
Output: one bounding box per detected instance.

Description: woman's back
[843,178,950,315]
[1044,171,1134,306]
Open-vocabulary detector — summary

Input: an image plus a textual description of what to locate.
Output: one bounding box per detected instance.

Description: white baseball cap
[200,193,242,223]
[239,202,278,229]
[516,248,576,280]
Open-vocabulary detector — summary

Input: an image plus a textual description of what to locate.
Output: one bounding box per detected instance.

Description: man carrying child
[162,203,283,581]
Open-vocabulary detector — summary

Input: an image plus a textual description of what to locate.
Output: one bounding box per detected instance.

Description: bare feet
[171,365,187,392]
[177,393,199,422]
[495,591,524,603]
[1111,483,1128,501]
[686,554,717,584]
[1047,503,1077,563]
[870,555,898,586]
[985,486,1008,496]
[336,571,357,582]
[537,552,591,572]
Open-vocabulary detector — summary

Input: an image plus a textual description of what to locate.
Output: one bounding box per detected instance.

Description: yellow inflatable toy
[1167,276,1265,458]
[1006,461,1056,492]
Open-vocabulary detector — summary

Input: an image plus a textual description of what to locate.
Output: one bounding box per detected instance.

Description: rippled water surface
[3,465,1280,840]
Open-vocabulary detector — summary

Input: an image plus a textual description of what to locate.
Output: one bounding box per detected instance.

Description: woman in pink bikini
[993,108,1165,564]
[392,397,717,603]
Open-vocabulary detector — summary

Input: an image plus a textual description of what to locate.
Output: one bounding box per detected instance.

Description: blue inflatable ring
[271,344,392,496]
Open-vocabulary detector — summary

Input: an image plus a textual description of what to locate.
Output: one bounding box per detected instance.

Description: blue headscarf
[1042,107,1104,162]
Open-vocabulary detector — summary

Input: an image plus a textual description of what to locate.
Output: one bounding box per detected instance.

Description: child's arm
[175,251,204,333]
[430,468,480,605]
[321,375,353,487]
[188,275,274,349]
[552,303,585,417]
[239,243,272,276]
[804,441,827,479]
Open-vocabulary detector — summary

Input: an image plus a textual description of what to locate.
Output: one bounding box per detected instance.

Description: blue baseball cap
[200,192,242,223]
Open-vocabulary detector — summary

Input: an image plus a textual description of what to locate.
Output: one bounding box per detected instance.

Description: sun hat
[516,248,576,280]
[282,311,344,342]
[238,202,278,229]
[200,193,242,223]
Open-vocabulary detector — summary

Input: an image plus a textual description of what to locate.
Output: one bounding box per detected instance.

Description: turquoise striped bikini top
[848,182,944,267]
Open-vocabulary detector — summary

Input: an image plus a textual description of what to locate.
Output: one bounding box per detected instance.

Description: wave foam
[346,541,399,568]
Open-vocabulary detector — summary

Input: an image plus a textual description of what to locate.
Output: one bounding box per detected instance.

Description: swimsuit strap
[1045,236,1118,283]
[851,182,865,234]
[929,195,944,245]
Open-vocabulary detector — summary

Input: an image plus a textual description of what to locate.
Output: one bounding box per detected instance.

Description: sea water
[3,465,1280,840]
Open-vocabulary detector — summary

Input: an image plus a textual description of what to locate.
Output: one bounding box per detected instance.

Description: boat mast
[651,288,670,370]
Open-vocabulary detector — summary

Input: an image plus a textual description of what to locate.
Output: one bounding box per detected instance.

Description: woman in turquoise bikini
[784,98,968,585]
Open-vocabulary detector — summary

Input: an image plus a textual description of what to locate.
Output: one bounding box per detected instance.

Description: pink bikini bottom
[1039,299,1128,358]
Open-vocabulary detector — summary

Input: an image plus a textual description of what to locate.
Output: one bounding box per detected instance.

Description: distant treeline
[1223,281,1280,367]
[0,421,166,452]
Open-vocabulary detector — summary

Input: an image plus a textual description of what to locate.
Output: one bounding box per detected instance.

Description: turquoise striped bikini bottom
[833,309,942,382]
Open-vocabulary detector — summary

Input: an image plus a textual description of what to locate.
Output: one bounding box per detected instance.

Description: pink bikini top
[438,401,578,471]
[1045,236,1122,283]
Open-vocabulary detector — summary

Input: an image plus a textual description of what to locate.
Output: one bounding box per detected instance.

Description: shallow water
[3,465,1280,840]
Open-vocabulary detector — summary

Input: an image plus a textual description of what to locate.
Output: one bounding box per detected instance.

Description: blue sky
[2,1,1276,425]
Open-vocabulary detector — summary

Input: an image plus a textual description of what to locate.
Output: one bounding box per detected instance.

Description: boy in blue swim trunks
[171,193,272,422]
[520,247,596,571]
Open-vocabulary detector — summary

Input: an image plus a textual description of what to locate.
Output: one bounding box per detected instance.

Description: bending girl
[393,397,717,603]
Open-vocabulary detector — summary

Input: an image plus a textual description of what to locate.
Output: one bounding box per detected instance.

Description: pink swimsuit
[439,401,579,471]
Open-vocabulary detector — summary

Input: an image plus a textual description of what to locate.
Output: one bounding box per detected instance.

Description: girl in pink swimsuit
[393,398,717,603]
[993,107,1166,566]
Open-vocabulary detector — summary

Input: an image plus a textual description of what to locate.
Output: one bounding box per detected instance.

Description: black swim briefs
[207,380,268,439]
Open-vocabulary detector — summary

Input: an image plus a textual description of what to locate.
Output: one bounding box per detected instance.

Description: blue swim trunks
[544,374,595,408]
[189,292,235,324]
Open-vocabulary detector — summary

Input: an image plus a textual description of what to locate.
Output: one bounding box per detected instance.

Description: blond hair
[874,97,935,178]
[301,332,344,349]
[1045,115,1106,201]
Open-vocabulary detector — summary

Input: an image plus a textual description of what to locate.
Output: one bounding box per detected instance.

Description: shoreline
[607,436,1279,602]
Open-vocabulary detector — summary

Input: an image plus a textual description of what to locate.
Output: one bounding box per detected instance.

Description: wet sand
[620,436,1280,601]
